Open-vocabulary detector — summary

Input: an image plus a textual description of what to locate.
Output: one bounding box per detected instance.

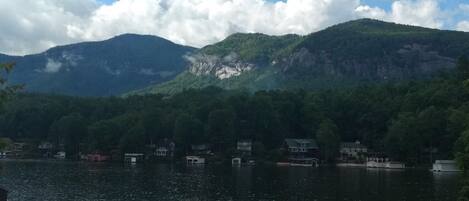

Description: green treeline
[1,59,469,164]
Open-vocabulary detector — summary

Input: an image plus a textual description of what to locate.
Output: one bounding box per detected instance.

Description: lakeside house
[282,139,319,167]
[155,139,175,158]
[186,143,211,165]
[124,153,145,163]
[86,152,110,162]
[186,156,205,164]
[5,142,31,158]
[339,141,367,162]
[237,140,252,156]
[366,154,405,169]
[38,141,55,158]
[432,160,461,172]
[191,144,212,156]
[54,151,66,159]
[232,140,255,166]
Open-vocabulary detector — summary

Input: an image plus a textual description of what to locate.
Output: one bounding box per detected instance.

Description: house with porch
[155,139,175,158]
[237,140,252,156]
[282,139,319,167]
[339,141,368,162]
[232,140,255,166]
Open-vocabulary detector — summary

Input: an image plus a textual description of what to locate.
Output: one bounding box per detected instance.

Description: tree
[456,130,469,173]
[456,130,469,201]
[173,114,204,154]
[119,123,146,153]
[457,56,469,80]
[206,109,236,153]
[49,113,87,159]
[417,106,446,162]
[0,138,11,151]
[316,119,340,162]
[0,63,22,108]
[385,112,421,163]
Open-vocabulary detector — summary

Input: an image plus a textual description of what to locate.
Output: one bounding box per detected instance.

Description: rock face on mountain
[136,19,469,95]
[187,53,255,79]
[0,34,195,96]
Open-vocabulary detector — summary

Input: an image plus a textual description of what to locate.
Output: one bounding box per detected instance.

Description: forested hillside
[0,34,195,96]
[138,19,469,95]
[2,58,469,164]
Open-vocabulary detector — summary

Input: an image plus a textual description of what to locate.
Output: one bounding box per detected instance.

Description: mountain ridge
[0,34,196,96]
[134,19,469,95]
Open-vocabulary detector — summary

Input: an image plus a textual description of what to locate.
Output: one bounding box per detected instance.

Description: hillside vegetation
[137,19,469,95]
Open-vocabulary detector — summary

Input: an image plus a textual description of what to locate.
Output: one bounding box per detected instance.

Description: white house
[186,156,205,165]
[237,140,252,156]
[156,147,169,157]
[155,139,175,158]
[340,141,367,161]
[54,151,66,159]
[232,157,242,166]
[432,160,461,172]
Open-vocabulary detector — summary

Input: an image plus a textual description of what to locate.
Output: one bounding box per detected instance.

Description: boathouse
[124,153,145,163]
[186,156,205,164]
[432,160,461,172]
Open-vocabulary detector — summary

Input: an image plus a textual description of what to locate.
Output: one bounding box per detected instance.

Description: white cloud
[358,0,444,29]
[44,59,63,73]
[0,0,464,55]
[69,0,364,48]
[0,0,98,55]
[388,0,444,29]
[457,21,469,32]
[460,4,469,13]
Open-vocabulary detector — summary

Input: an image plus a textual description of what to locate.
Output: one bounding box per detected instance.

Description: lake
[0,160,462,201]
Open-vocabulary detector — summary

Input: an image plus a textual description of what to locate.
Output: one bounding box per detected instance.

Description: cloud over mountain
[0,0,466,55]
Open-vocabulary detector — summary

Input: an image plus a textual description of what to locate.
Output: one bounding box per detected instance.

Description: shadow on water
[0,160,462,201]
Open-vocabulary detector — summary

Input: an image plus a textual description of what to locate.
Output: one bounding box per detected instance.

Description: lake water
[0,160,462,201]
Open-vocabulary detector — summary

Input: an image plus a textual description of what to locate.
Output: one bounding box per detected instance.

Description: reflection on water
[0,160,461,201]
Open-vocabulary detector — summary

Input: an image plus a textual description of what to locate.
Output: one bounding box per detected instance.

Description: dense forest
[1,58,469,166]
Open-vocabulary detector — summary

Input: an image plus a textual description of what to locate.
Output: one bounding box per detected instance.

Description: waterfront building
[186,156,205,164]
[237,140,252,156]
[54,151,66,159]
[155,139,175,158]
[283,139,319,166]
[339,141,367,162]
[124,153,145,163]
[432,160,461,172]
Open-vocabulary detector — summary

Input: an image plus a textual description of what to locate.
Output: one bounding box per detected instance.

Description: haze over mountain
[0,34,195,96]
[134,19,469,95]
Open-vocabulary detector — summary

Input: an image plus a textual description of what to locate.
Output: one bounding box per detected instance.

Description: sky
[1,0,469,56]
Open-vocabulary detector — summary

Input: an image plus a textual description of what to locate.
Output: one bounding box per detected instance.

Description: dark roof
[237,140,252,144]
[285,139,318,149]
[340,142,367,149]
[191,144,210,150]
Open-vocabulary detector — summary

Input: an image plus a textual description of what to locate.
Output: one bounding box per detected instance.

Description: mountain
[0,34,196,96]
[133,19,469,95]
